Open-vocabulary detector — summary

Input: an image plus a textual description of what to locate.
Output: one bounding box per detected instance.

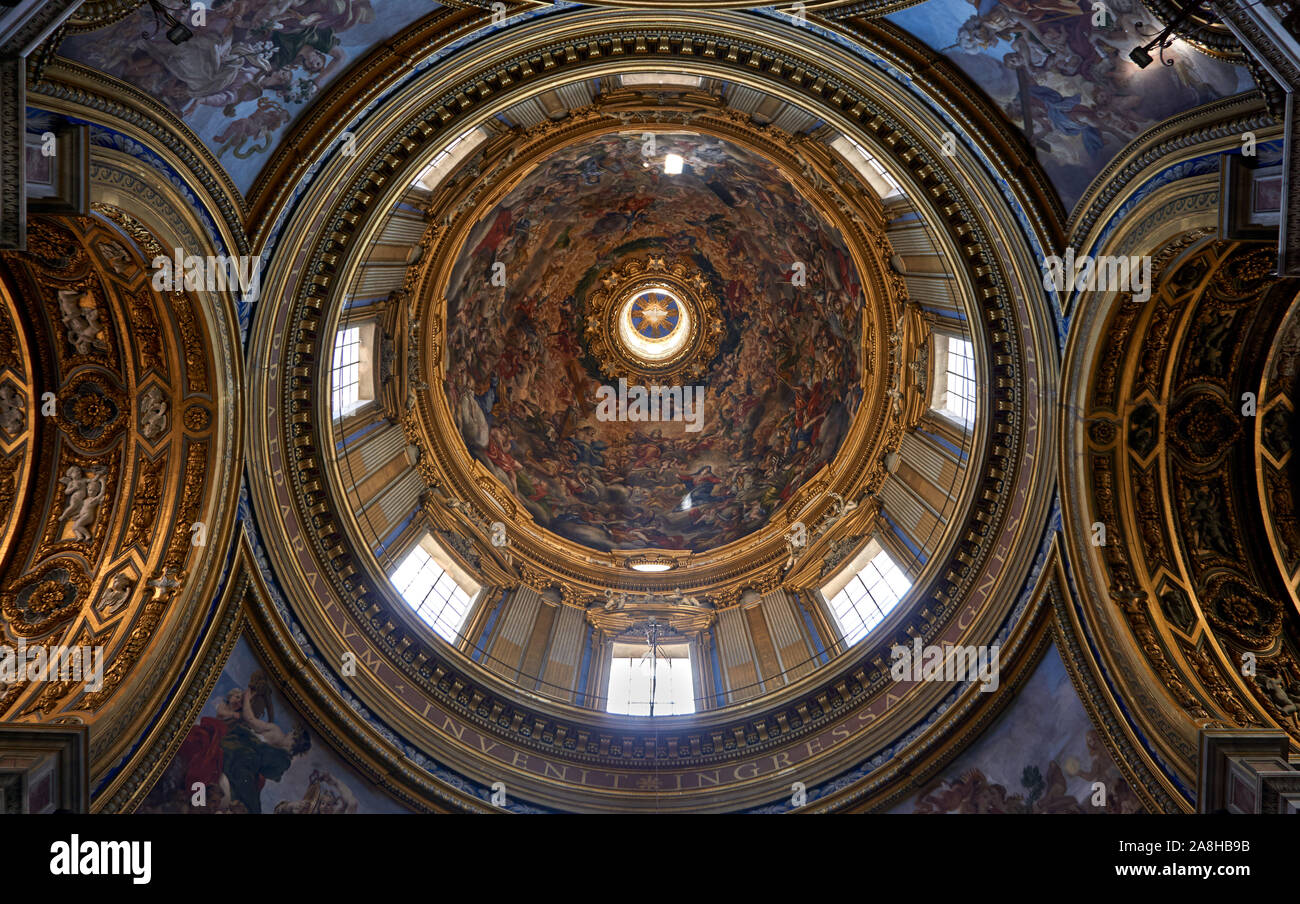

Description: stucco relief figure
[139,385,169,439]
[665,588,704,608]
[1187,483,1234,556]
[1263,675,1300,718]
[886,381,904,417]
[783,529,803,571]
[825,492,858,521]
[97,240,134,275]
[98,574,134,615]
[56,289,108,356]
[909,341,929,391]
[59,465,107,541]
[0,384,24,435]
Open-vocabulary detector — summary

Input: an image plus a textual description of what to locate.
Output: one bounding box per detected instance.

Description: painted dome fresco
[18,0,1299,825]
[443,132,866,552]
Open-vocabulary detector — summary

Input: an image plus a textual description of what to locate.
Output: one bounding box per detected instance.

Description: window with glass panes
[606,644,695,716]
[391,542,475,644]
[331,326,362,419]
[827,546,912,646]
[940,336,975,425]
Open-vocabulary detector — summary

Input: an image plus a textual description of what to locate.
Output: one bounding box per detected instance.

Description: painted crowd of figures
[892,0,1250,208]
[444,134,864,551]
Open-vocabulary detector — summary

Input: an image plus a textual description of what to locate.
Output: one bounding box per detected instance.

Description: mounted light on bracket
[1130,1,1213,68]
[144,0,194,44]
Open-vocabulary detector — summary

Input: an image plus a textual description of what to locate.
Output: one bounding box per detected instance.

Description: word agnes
[1042,250,1152,303]
[151,250,261,301]
[595,379,705,432]
[50,836,151,885]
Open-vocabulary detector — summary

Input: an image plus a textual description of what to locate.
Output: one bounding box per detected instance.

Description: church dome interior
[2,0,1300,838]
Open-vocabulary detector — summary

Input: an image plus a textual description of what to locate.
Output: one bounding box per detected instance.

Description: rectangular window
[391,538,479,644]
[825,544,912,646]
[607,643,695,716]
[830,134,904,201]
[932,334,975,427]
[943,337,975,424]
[331,326,362,419]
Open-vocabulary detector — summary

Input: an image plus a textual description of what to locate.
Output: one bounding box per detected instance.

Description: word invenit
[594,378,705,432]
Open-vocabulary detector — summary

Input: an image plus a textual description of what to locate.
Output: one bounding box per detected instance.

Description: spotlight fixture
[664,153,684,175]
[144,0,193,45]
[1130,1,1213,69]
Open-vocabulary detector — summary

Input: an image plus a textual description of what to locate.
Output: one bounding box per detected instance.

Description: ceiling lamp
[627,553,677,573]
[664,153,684,175]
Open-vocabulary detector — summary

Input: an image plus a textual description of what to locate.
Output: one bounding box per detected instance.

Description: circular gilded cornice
[246,9,1057,811]
[588,259,719,381]
[400,103,902,594]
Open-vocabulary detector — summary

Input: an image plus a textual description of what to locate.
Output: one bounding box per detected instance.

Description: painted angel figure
[275,770,359,814]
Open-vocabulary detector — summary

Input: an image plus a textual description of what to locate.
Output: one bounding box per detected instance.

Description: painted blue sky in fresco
[60,0,438,194]
[888,0,1254,211]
